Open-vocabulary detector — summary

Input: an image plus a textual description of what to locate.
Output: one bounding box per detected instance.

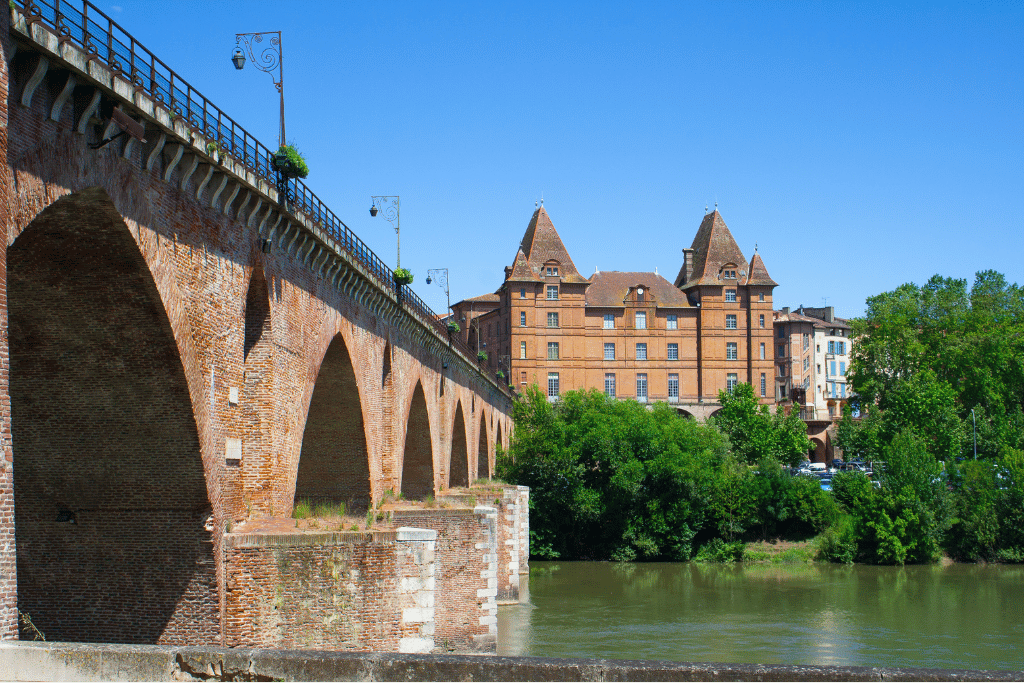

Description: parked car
[820,478,833,492]
[807,463,827,474]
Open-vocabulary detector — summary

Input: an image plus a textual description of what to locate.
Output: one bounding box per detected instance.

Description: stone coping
[0,642,1019,682]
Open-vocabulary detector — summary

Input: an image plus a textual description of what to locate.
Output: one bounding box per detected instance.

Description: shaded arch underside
[401,383,433,499]
[295,335,371,512]
[478,417,489,480]
[450,404,469,488]
[9,188,215,644]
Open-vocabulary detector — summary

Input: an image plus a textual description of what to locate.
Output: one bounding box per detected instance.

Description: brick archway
[8,189,216,644]
[449,401,469,488]
[477,413,490,480]
[401,382,434,500]
[294,333,372,513]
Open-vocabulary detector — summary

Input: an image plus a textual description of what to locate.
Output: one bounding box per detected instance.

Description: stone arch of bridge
[448,399,470,489]
[7,187,217,644]
[293,331,373,513]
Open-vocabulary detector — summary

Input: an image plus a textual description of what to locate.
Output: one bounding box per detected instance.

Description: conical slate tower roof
[507,207,587,283]
[675,210,749,288]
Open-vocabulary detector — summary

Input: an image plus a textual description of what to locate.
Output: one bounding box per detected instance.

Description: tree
[714,383,813,466]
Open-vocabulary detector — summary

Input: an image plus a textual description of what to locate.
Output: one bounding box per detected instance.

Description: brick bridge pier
[0,1,522,653]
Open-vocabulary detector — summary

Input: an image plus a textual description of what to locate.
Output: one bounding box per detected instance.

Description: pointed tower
[676,211,777,404]
[501,207,589,393]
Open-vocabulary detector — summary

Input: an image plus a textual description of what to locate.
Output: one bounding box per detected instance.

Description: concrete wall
[1,642,1018,682]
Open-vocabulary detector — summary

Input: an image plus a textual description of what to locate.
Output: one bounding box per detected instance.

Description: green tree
[714,383,813,466]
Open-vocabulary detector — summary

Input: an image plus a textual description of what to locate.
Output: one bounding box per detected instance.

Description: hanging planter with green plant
[447,321,460,334]
[496,370,505,379]
[274,143,309,179]
[393,268,413,286]
[477,351,488,363]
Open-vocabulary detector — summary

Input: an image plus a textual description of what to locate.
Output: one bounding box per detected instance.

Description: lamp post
[231,31,285,148]
[370,196,400,268]
[425,269,450,318]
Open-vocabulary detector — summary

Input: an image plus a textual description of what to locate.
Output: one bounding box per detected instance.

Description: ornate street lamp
[425,268,451,317]
[370,196,400,268]
[232,31,285,148]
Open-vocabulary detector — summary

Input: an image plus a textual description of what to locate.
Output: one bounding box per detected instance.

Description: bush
[694,538,744,563]
[816,515,857,564]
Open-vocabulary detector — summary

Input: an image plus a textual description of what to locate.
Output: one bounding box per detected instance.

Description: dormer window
[546,266,559,276]
[544,261,560,277]
[720,265,738,280]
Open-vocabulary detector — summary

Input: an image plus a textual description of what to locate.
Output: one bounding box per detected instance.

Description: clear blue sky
[108,1,1021,318]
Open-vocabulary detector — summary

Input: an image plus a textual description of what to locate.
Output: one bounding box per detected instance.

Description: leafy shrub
[816,515,857,564]
[694,538,744,563]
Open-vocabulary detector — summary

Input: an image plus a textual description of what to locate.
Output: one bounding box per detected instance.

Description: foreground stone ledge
[1,642,1020,682]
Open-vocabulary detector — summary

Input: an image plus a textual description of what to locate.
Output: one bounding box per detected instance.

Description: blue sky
[107,1,1021,317]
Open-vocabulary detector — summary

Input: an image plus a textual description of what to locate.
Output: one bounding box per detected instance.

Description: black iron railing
[14,0,497,380]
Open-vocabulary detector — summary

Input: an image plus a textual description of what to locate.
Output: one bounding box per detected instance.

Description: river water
[497,561,1024,671]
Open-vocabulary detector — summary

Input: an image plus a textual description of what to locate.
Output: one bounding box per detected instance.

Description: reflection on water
[497,562,1024,670]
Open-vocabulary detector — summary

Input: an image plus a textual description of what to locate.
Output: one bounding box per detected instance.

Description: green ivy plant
[274,143,309,179]
[477,351,488,363]
[447,321,460,334]
[393,267,413,285]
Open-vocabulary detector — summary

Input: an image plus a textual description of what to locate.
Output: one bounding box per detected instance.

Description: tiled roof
[585,271,692,308]
[746,252,778,287]
[775,311,828,327]
[677,211,749,288]
[455,292,500,305]
[508,207,588,283]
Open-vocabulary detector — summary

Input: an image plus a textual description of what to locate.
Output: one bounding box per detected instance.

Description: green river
[497,561,1024,671]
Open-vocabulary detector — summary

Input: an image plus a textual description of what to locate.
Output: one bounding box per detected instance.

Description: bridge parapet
[7,0,508,398]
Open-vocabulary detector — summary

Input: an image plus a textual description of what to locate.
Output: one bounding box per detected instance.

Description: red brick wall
[391,507,496,651]
[223,530,433,651]
[0,10,513,644]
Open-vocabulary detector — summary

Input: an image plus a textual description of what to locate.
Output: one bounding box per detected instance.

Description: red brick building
[454,207,778,414]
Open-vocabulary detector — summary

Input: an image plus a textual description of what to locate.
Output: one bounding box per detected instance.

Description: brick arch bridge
[0,3,515,646]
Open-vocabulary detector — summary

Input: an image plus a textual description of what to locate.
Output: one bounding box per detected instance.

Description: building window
[727,373,738,392]
[520,341,527,359]
[759,314,765,328]
[725,289,736,302]
[830,361,836,377]
[547,285,558,300]
[760,343,765,360]
[667,343,678,361]
[778,327,785,338]
[636,373,648,402]
[603,314,614,329]
[759,293,765,302]
[780,384,788,399]
[520,288,526,299]
[604,343,615,360]
[636,343,647,361]
[520,311,526,326]
[547,312,559,327]
[546,266,559,276]
[635,312,646,329]
[828,340,835,354]
[803,333,809,349]
[839,361,846,376]
[840,383,846,398]
[668,374,679,399]
[605,373,616,397]
[803,358,809,371]
[547,373,559,398]
[547,342,559,360]
[726,342,737,360]
[817,364,821,373]
[778,345,785,357]
[816,344,820,352]
[726,314,737,329]
[520,371,527,385]
[667,314,678,330]
[760,373,766,397]
[804,377,810,390]
[838,341,846,354]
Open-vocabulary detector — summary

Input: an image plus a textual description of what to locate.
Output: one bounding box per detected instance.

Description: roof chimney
[683,248,694,283]
[782,306,790,314]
